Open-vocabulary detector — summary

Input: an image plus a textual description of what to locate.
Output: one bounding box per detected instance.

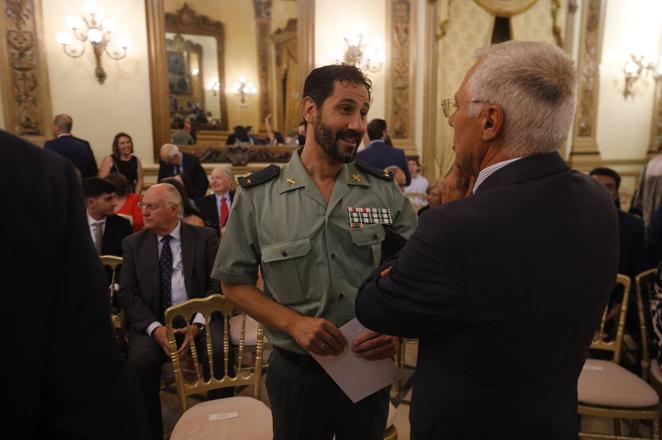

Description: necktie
[220,196,229,230]
[93,222,103,255]
[159,235,173,320]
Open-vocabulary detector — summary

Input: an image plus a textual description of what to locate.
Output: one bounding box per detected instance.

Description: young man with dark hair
[214,63,417,440]
[82,177,133,257]
[357,118,411,186]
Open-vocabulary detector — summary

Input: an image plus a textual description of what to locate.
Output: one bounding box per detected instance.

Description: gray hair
[211,164,234,180]
[467,41,576,157]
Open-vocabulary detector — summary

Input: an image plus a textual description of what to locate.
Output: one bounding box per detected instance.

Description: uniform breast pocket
[260,237,313,305]
[350,224,385,271]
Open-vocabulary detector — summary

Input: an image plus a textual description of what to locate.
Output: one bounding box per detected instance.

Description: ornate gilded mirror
[145,0,315,160]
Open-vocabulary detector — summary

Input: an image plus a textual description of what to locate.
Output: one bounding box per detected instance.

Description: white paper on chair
[309,318,398,403]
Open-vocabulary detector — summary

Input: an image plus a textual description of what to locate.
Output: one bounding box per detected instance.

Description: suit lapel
[143,231,160,301]
[101,216,113,255]
[180,223,194,297]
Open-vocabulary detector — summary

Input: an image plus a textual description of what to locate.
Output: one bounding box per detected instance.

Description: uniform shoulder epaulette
[355,160,394,181]
[238,164,281,188]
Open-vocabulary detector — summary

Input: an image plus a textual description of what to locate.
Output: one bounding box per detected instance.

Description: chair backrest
[99,255,123,328]
[591,274,631,364]
[636,268,655,379]
[164,294,265,413]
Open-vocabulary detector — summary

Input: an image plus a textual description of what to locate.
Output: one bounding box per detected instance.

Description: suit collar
[179,222,194,296]
[474,152,568,194]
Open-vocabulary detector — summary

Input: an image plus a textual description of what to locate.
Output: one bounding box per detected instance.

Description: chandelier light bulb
[87,28,103,43]
[102,18,116,33]
[85,2,100,17]
[65,15,82,30]
[56,31,72,45]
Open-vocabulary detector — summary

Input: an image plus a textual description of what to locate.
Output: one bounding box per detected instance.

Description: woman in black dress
[99,132,144,194]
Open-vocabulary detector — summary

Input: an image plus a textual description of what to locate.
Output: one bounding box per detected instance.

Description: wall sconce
[341,33,385,73]
[56,2,129,84]
[230,76,257,104]
[207,80,221,97]
[623,54,662,99]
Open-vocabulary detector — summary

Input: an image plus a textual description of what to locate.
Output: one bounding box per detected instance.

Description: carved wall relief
[386,0,416,154]
[571,0,605,159]
[253,0,273,130]
[0,0,52,139]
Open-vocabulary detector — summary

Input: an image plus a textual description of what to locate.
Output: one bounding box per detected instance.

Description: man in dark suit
[82,177,133,257]
[198,164,235,235]
[44,114,98,178]
[119,183,221,440]
[158,143,209,199]
[590,167,648,346]
[356,118,411,186]
[356,41,619,440]
[1,129,146,439]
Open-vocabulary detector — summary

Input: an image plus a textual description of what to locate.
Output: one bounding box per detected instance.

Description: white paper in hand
[309,318,397,403]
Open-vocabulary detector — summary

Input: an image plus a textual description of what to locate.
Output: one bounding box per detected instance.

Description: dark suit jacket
[356,140,411,186]
[44,134,98,178]
[198,191,235,233]
[0,129,145,439]
[157,152,209,200]
[101,214,134,257]
[356,153,618,440]
[119,222,219,336]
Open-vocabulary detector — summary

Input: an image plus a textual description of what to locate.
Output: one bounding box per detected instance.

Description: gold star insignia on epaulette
[383,171,390,177]
[246,178,252,185]
[287,177,296,185]
[352,174,362,182]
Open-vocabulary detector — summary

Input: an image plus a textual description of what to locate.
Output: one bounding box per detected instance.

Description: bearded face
[314,109,363,164]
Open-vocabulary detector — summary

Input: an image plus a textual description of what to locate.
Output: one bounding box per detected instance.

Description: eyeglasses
[441,98,489,118]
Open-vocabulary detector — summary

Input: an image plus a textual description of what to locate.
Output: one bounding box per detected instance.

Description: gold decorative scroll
[473,0,538,17]
[253,0,273,131]
[386,0,416,151]
[0,0,52,140]
[570,0,605,162]
[438,0,450,39]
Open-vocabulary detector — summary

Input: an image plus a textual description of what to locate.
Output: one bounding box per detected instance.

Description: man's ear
[481,105,504,141]
[303,97,317,125]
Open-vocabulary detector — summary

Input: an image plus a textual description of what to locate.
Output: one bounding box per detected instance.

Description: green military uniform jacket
[213,150,417,354]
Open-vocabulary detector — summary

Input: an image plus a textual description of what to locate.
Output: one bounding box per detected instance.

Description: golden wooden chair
[636,269,656,382]
[165,294,272,440]
[578,274,661,440]
[99,255,123,332]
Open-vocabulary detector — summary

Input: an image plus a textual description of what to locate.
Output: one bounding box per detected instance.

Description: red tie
[220,196,229,230]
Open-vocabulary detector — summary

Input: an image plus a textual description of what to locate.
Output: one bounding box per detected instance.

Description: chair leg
[653,418,660,440]
[613,418,621,436]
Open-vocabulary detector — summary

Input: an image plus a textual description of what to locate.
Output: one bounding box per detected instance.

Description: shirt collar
[57,133,72,138]
[87,213,106,226]
[214,191,230,201]
[157,221,181,242]
[473,157,522,193]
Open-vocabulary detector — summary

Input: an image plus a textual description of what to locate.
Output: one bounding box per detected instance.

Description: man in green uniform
[213,64,417,440]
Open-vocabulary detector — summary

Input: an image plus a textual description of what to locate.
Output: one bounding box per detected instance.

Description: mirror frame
[145,0,315,161]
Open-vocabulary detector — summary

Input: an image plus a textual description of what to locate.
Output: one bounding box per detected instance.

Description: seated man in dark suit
[158,143,209,200]
[356,41,618,440]
[198,165,235,235]
[119,183,225,440]
[590,167,648,350]
[82,177,133,257]
[44,114,98,178]
[2,129,147,439]
[357,118,411,186]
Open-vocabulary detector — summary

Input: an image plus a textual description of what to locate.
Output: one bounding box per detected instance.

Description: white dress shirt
[87,213,106,248]
[147,222,204,335]
[214,192,232,212]
[473,157,522,193]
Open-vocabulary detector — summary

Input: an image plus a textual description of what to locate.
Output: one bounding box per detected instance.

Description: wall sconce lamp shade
[623,53,662,99]
[207,80,221,97]
[342,33,385,73]
[230,76,257,104]
[56,4,129,84]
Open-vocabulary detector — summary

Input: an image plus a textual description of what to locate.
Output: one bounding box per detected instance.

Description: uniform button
[282,251,288,257]
[331,253,336,259]
[339,293,345,299]
[372,234,378,240]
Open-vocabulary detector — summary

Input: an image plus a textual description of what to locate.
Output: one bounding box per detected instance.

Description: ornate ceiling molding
[0,0,52,139]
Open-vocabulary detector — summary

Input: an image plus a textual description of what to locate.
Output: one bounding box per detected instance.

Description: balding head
[160,143,182,165]
[52,114,73,136]
[141,183,183,235]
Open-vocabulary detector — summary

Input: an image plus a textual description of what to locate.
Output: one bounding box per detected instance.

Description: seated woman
[160,177,205,227]
[99,132,144,194]
[105,173,143,231]
[225,125,250,145]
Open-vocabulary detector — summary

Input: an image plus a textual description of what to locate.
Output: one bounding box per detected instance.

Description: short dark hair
[174,119,185,129]
[367,119,387,141]
[105,173,129,196]
[303,64,372,109]
[589,167,621,190]
[82,177,116,198]
[111,132,133,156]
